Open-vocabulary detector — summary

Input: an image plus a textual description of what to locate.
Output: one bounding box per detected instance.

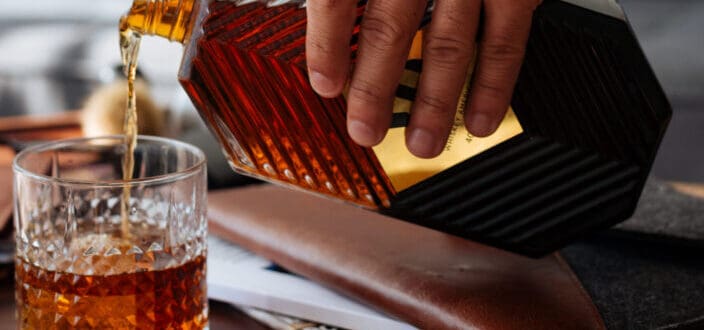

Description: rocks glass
[13,136,208,329]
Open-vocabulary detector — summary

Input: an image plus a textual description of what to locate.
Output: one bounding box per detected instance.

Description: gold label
[371,32,524,192]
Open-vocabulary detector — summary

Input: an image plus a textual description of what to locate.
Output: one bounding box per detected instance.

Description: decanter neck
[120,0,196,43]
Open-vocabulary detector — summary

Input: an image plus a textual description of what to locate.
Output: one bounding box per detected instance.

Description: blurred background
[0,0,702,183]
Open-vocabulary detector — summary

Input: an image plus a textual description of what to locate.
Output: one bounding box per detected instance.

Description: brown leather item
[0,112,82,141]
[0,112,82,232]
[0,165,13,231]
[209,185,605,330]
[0,145,15,232]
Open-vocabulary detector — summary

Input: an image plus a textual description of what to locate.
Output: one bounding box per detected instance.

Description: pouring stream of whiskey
[119,22,141,241]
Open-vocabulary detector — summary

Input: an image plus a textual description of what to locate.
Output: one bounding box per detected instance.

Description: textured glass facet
[13,136,208,329]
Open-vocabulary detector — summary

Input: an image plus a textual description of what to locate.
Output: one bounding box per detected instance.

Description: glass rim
[13,135,206,188]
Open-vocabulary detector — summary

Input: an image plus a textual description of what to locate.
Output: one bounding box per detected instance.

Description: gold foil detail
[374,108,523,192]
[372,31,524,192]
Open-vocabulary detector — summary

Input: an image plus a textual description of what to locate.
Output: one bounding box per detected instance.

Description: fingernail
[408,128,442,158]
[468,112,498,137]
[348,120,382,146]
[309,70,339,97]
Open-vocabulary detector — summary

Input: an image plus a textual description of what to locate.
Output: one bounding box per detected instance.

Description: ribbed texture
[387,2,670,256]
[513,6,665,166]
[179,0,670,256]
[388,136,639,255]
[180,1,393,208]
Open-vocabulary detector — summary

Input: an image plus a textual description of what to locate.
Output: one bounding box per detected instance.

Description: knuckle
[306,38,338,72]
[359,14,407,50]
[349,79,385,104]
[307,38,329,54]
[307,35,340,59]
[312,0,355,10]
[423,35,473,69]
[318,0,341,10]
[473,74,510,97]
[498,0,542,11]
[416,93,453,116]
[482,37,525,63]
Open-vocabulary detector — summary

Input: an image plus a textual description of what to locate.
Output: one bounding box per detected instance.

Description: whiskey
[15,218,208,330]
[118,0,194,240]
[12,127,209,328]
[119,22,141,241]
[15,255,207,329]
[120,0,671,256]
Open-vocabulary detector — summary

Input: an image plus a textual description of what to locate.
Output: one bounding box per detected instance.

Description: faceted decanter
[121,0,671,256]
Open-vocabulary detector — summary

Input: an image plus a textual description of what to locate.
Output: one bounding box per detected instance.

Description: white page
[207,236,416,330]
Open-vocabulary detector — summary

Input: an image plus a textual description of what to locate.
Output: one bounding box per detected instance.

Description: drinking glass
[13,136,208,329]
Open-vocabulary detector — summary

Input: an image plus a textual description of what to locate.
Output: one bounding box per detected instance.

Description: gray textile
[562,179,704,330]
[619,180,704,241]
[562,236,704,330]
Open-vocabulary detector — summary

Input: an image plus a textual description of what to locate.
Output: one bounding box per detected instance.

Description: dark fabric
[562,235,704,330]
[619,179,704,241]
[562,179,704,330]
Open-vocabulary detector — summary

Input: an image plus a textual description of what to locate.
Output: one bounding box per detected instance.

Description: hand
[306,0,541,158]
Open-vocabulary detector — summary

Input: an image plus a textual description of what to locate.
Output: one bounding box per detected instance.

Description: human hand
[306,0,541,158]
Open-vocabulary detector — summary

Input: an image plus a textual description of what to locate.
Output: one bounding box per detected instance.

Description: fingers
[465,0,538,137]
[406,0,481,158]
[308,0,538,153]
[306,0,359,97]
[346,0,427,147]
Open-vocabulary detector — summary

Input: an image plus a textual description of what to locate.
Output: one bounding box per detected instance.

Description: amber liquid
[15,256,207,329]
[119,22,141,241]
[180,1,395,208]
